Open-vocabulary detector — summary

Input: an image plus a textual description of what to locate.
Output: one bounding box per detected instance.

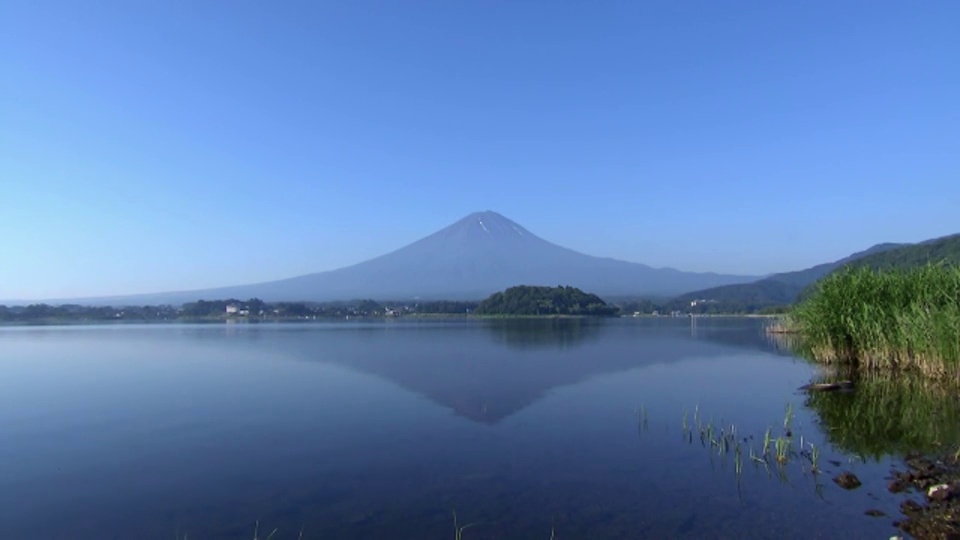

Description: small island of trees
[474,285,618,317]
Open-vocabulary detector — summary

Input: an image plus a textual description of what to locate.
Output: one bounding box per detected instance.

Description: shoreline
[0,312,788,327]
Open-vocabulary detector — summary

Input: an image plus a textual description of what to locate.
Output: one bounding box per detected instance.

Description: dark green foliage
[272,302,313,317]
[0,298,387,322]
[180,299,241,317]
[414,301,478,314]
[474,285,618,316]
[611,298,661,314]
[0,303,178,322]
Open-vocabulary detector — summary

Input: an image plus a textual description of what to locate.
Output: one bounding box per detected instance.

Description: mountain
[667,242,907,312]
[57,211,756,305]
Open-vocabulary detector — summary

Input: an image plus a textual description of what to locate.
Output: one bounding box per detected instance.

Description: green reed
[774,437,790,464]
[808,442,820,473]
[787,264,960,376]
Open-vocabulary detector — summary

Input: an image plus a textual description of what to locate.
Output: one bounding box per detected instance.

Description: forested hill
[664,242,903,313]
[762,242,903,287]
[662,279,802,314]
[664,235,960,314]
[475,286,618,316]
[847,234,960,270]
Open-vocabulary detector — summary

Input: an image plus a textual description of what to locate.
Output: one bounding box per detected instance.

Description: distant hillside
[663,280,802,313]
[766,243,904,287]
[667,242,905,313]
[847,234,960,270]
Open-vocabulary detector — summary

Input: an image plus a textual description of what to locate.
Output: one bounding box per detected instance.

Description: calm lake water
[1,318,955,539]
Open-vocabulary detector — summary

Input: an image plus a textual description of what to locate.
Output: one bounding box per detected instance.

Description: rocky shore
[888,452,960,539]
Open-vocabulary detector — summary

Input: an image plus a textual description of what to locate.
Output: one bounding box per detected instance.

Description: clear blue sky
[2,1,958,300]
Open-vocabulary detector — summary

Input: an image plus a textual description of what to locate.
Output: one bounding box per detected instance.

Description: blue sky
[2,1,958,300]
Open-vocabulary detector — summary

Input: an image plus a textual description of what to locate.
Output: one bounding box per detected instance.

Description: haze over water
[0,319,935,539]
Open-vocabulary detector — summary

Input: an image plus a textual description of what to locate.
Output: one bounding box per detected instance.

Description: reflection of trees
[482,318,602,350]
[804,369,960,459]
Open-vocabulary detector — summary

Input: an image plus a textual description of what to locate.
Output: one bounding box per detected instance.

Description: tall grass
[788,264,960,376]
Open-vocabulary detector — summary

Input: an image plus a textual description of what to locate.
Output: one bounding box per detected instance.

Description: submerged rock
[927,483,960,502]
[799,380,855,392]
[834,471,863,490]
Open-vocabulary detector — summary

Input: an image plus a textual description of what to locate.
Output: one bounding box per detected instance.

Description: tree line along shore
[0,285,620,323]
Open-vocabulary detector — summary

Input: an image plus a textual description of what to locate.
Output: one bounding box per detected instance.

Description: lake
[1,318,955,538]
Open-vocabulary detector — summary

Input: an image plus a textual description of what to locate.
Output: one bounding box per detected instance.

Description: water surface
[0,318,948,538]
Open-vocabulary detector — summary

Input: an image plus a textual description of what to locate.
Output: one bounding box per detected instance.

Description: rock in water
[799,381,854,392]
[834,471,862,489]
[927,483,960,501]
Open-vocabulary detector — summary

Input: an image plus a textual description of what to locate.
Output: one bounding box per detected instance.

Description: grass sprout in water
[775,437,790,465]
[635,401,853,500]
[809,442,821,472]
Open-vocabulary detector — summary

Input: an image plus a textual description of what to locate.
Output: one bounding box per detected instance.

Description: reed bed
[786,264,960,376]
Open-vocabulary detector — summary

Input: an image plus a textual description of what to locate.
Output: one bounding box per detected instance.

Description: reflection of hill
[254,319,781,424]
[482,318,602,350]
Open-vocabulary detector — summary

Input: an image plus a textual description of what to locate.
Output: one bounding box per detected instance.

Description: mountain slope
[764,243,904,287]
[847,234,960,270]
[667,242,907,311]
[65,211,757,305]
[669,234,960,312]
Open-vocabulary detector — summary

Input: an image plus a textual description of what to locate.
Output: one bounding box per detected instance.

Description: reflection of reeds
[806,369,960,458]
[734,443,743,476]
[452,511,553,539]
[764,319,795,335]
[253,521,278,540]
